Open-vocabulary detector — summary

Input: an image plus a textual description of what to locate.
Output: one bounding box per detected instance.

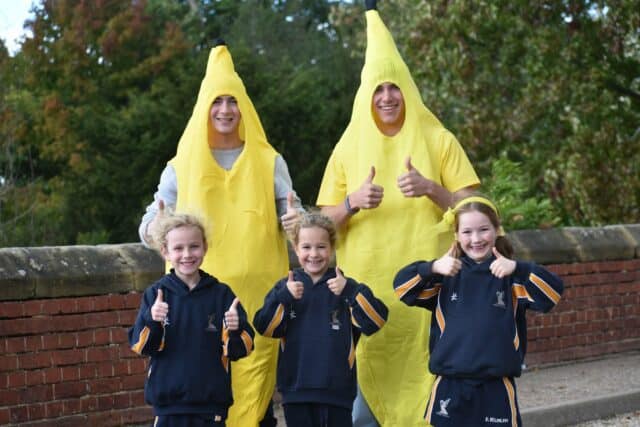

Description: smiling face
[294,226,333,283]
[209,95,241,136]
[456,210,498,263]
[372,82,405,136]
[161,225,207,288]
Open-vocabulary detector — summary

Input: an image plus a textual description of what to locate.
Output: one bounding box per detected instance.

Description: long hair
[453,201,513,258]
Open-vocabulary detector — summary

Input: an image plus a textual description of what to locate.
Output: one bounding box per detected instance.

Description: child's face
[294,226,333,282]
[456,210,497,263]
[161,225,207,285]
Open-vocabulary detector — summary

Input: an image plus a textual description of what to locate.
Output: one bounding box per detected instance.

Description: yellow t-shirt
[170,45,288,427]
[317,10,479,427]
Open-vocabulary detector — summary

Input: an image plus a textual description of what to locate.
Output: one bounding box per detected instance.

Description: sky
[0,0,35,55]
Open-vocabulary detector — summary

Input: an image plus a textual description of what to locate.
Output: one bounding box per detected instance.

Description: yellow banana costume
[170,44,288,427]
[316,7,480,427]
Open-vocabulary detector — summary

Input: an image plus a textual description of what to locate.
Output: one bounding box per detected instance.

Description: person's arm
[321,166,383,228]
[253,278,295,338]
[512,261,564,313]
[128,286,167,356]
[342,279,388,336]
[397,156,478,211]
[274,155,303,216]
[222,294,255,361]
[139,165,177,247]
[393,260,444,311]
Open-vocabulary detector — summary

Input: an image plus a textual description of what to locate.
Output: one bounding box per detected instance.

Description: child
[128,212,254,427]
[253,212,389,427]
[393,196,563,427]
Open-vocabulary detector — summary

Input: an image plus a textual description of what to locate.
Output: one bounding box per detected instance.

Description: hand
[224,298,240,331]
[397,156,434,198]
[490,247,516,278]
[147,199,167,244]
[432,243,462,276]
[349,166,384,210]
[150,289,169,323]
[280,192,300,236]
[327,267,347,296]
[286,271,304,299]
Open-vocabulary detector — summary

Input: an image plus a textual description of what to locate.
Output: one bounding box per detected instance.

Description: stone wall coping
[1,224,638,301]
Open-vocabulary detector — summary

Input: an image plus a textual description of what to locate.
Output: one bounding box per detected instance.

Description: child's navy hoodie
[253,268,388,409]
[393,255,563,379]
[128,270,254,417]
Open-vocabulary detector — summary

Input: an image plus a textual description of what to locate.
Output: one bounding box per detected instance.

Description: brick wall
[0,225,639,426]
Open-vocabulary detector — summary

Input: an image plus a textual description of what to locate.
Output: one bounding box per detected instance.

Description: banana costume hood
[170,43,288,427]
[317,6,479,426]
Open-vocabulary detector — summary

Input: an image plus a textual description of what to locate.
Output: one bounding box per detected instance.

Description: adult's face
[209,95,241,135]
[372,82,405,136]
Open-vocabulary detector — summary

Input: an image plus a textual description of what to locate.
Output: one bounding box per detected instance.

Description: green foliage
[483,154,560,231]
[381,0,640,227]
[1,0,639,247]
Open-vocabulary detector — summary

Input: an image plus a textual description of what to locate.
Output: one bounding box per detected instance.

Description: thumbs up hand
[280,192,301,236]
[224,297,241,331]
[151,288,169,323]
[432,242,462,276]
[350,166,384,211]
[327,267,347,296]
[146,199,168,245]
[490,247,516,278]
[397,156,433,198]
[286,271,304,300]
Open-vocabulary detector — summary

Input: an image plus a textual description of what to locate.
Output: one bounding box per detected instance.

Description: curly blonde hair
[151,212,208,254]
[291,210,337,248]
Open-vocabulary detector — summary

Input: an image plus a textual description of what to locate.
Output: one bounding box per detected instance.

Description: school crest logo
[330,310,341,330]
[205,314,218,331]
[493,291,506,308]
[436,398,451,417]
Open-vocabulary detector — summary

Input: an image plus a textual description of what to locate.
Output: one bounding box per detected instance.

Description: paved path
[272,351,640,426]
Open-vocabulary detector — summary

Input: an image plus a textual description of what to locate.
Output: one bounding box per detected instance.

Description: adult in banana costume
[317,2,480,426]
[139,40,301,427]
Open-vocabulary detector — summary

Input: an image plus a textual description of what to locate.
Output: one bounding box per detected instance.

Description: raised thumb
[405,156,414,171]
[155,288,164,302]
[229,297,240,312]
[287,192,295,209]
[366,166,376,183]
[288,270,294,282]
[335,266,344,278]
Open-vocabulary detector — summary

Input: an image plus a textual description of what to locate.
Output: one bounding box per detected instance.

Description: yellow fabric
[317,10,479,427]
[169,45,288,427]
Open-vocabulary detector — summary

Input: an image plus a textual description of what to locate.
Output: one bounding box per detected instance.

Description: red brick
[19,384,54,403]
[27,402,46,421]
[94,328,111,345]
[42,334,59,350]
[6,336,26,353]
[76,330,94,347]
[0,388,20,405]
[80,395,99,412]
[108,294,127,310]
[0,407,9,424]
[26,369,44,386]
[51,349,85,366]
[85,312,119,329]
[130,389,146,406]
[93,296,113,312]
[18,351,52,369]
[97,361,114,377]
[7,370,26,388]
[23,300,44,316]
[0,302,25,318]
[90,377,121,394]
[55,381,88,399]
[50,314,88,333]
[61,366,79,382]
[41,298,67,315]
[78,363,97,380]
[76,296,96,313]
[62,396,82,415]
[44,400,64,418]
[111,327,127,343]
[9,405,28,423]
[43,367,62,384]
[86,346,118,363]
[58,332,77,349]
[96,395,115,411]
[122,373,145,391]
[125,292,143,309]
